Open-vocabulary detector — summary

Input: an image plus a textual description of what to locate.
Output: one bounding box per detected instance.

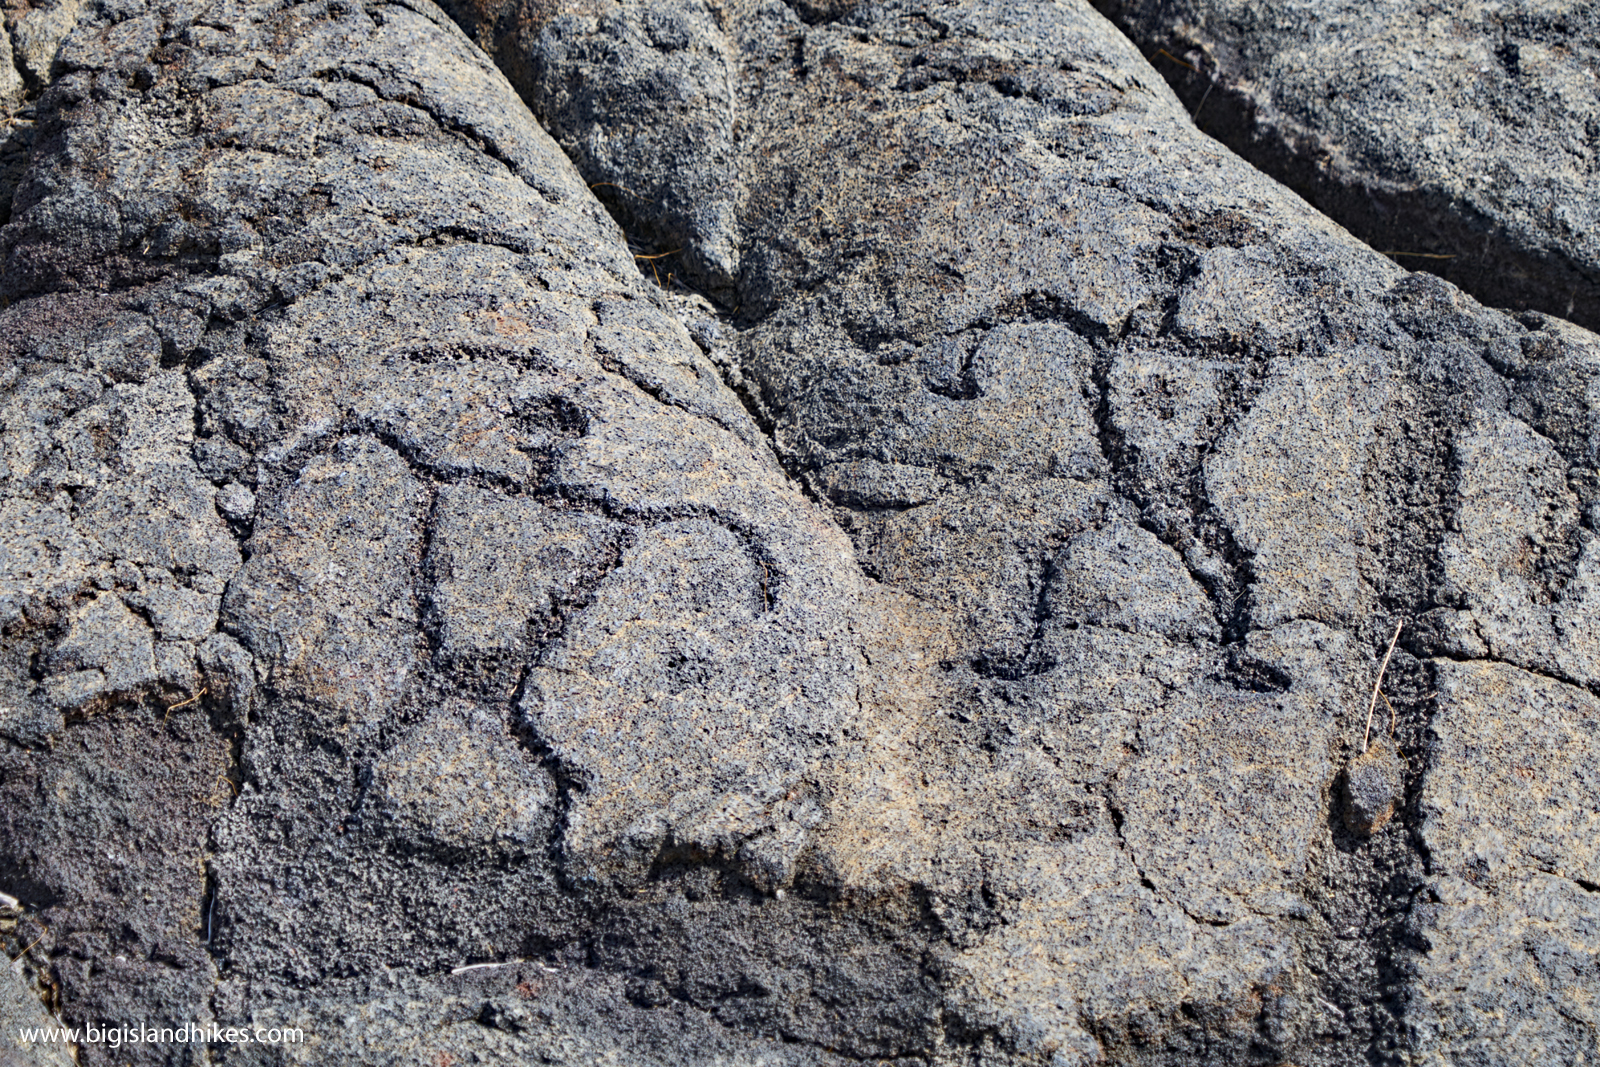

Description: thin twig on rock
[1364,620,1404,752]
[164,687,207,724]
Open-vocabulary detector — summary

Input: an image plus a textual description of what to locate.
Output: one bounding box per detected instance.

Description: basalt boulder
[0,0,926,1063]
[0,0,1597,1065]
[1090,0,1600,332]
[465,0,1600,1061]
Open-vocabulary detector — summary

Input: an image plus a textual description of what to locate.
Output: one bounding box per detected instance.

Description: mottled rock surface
[1413,661,1600,1063]
[1344,739,1405,836]
[0,956,75,1067]
[0,0,916,1063]
[0,0,1597,1065]
[469,0,1600,1061]
[1091,0,1600,331]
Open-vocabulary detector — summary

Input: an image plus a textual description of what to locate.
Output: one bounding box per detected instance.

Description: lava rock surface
[1091,0,1600,331]
[0,0,1597,1065]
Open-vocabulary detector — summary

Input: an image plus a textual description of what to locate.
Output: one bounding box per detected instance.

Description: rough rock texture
[1343,739,1405,836]
[0,0,1597,1065]
[2,0,91,227]
[1412,661,1600,1063]
[1,962,75,1067]
[0,0,916,1063]
[2,889,74,1067]
[467,0,1600,1061]
[1089,0,1600,332]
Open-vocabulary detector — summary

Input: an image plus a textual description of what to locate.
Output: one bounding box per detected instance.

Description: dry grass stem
[1151,48,1197,72]
[1380,689,1399,738]
[450,960,525,975]
[164,687,207,724]
[1364,619,1405,752]
[10,928,46,963]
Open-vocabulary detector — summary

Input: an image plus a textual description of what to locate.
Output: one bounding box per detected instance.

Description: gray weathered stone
[0,27,23,114]
[479,0,1600,1061]
[9,0,86,85]
[1091,0,1600,331]
[1343,739,1405,836]
[0,0,1597,1064]
[0,938,76,1067]
[1412,660,1600,1064]
[1,0,91,227]
[0,0,922,1063]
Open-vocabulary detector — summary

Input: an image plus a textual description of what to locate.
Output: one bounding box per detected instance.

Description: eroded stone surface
[1413,660,1600,1065]
[477,0,1600,1061]
[1,0,1598,1064]
[1091,0,1600,331]
[1343,739,1405,836]
[0,0,916,1063]
[0,933,75,1067]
